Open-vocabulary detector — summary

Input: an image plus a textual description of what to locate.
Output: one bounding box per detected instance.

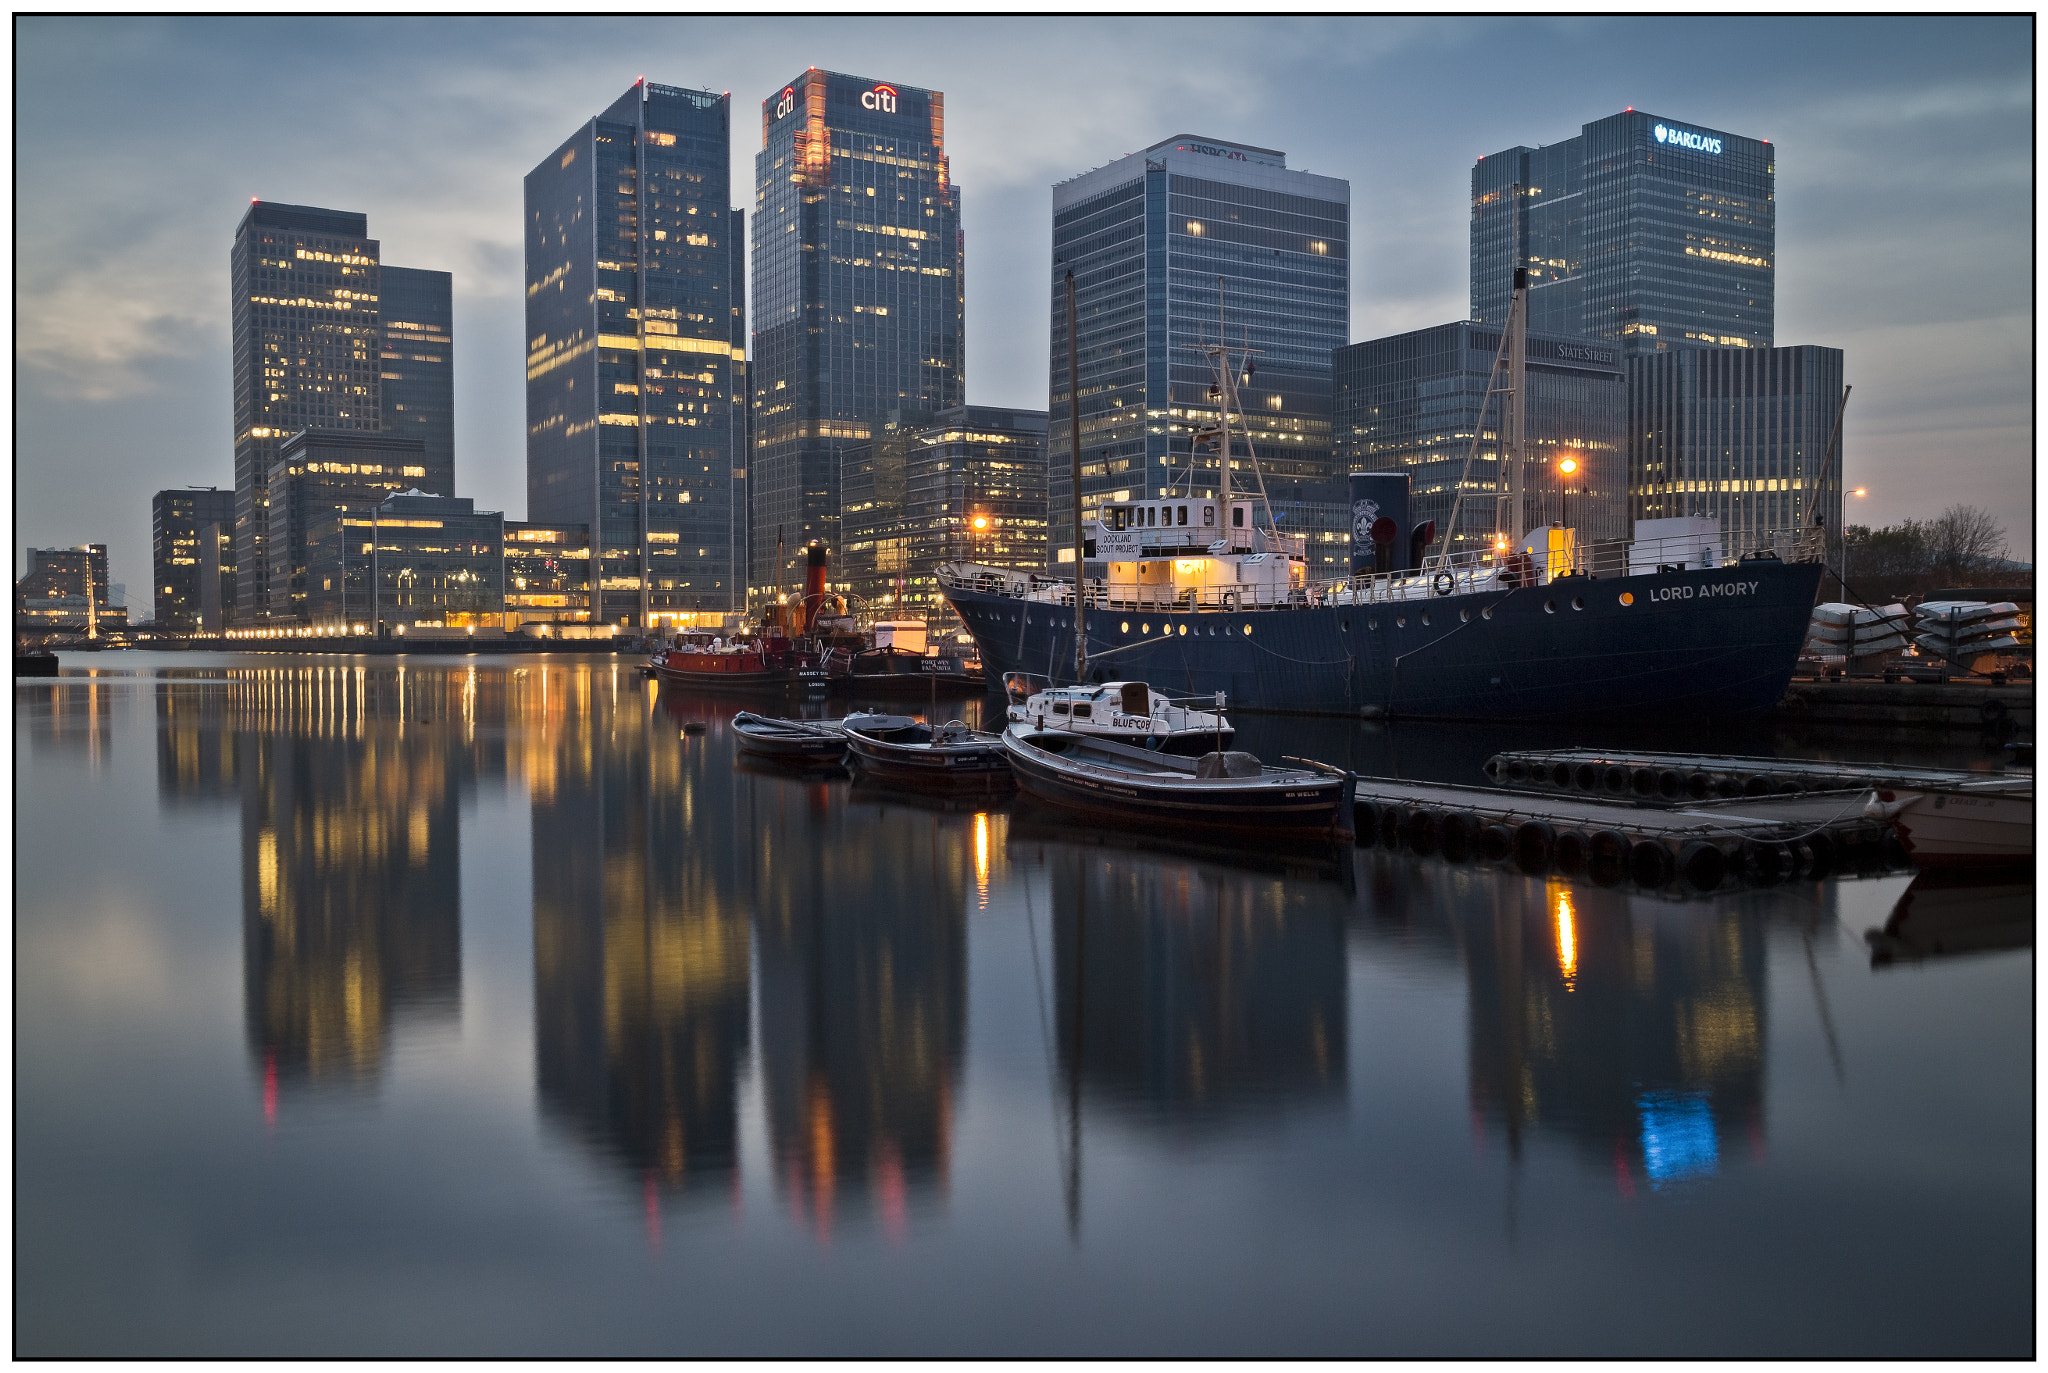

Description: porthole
[1141,623,1150,634]
[1619,592,1635,607]
[1242,624,1252,636]
[1177,624,1187,636]
[1396,615,1407,628]
[1572,595,1586,611]
[1367,618,1378,631]
[1544,600,1558,615]
[1120,620,1129,632]
[1340,620,1350,634]
[1460,609,1471,623]
[1482,606,1493,620]
[1420,612,1431,626]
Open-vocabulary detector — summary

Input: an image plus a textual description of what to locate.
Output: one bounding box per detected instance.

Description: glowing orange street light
[971,516,988,530]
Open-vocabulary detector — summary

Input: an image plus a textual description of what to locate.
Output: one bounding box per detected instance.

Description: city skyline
[15,16,2032,617]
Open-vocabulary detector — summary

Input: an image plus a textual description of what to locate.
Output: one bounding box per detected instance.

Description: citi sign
[1653,123,1723,155]
[774,86,795,118]
[861,83,899,113]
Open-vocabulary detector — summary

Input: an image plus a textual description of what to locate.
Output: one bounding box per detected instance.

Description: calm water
[15,653,2033,1357]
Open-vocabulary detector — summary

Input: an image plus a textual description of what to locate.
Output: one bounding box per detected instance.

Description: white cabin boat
[1004,678,1233,756]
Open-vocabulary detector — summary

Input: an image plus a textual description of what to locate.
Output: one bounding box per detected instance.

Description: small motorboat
[1004,676,1232,755]
[1002,728,1354,840]
[1865,778,2032,874]
[729,711,848,765]
[842,712,1013,791]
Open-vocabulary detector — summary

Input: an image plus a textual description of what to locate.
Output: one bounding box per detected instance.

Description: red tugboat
[650,543,834,698]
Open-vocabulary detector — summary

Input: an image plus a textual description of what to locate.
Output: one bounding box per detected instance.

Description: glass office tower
[1472,110,1773,355]
[230,203,383,622]
[526,81,746,629]
[1333,323,1628,553]
[152,486,234,630]
[1049,136,1349,577]
[231,202,453,623]
[1630,345,1845,552]
[379,267,454,492]
[751,70,964,601]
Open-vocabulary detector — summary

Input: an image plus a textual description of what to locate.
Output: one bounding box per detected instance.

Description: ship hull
[947,560,1823,722]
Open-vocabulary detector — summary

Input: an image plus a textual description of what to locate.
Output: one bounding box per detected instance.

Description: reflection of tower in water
[754,791,969,1242]
[1050,849,1347,1127]
[1463,877,1765,1191]
[530,667,752,1199]
[221,667,471,1102]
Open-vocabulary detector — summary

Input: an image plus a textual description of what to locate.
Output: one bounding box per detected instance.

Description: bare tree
[1925,504,2008,577]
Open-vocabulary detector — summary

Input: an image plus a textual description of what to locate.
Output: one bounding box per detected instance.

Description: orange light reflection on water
[1555,889,1578,991]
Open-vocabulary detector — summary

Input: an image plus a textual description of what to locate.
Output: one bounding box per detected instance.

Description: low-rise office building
[16,544,127,632]
[841,406,1048,622]
[304,492,503,636]
[504,522,593,631]
[1333,322,1628,556]
[152,487,235,631]
[265,429,434,625]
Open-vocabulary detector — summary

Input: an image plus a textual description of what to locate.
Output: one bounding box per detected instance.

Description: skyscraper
[379,267,455,491]
[231,203,383,622]
[1048,136,1350,576]
[152,486,234,630]
[1471,110,1774,356]
[526,80,746,629]
[751,70,964,599]
[230,202,454,622]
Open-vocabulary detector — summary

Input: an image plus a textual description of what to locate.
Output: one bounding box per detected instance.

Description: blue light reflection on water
[1637,1090,1719,1186]
[11,655,2035,1358]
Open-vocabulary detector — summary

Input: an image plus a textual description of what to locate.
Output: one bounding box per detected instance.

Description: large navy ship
[943,269,1827,722]
[940,518,1821,722]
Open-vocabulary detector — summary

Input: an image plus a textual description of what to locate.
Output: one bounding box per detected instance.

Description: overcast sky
[15,15,2033,616]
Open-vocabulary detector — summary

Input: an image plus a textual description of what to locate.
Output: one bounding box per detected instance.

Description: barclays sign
[1653,123,1723,155]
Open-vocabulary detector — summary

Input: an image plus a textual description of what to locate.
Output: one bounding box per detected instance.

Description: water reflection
[753,777,968,1243]
[530,671,752,1201]
[1356,854,1764,1194]
[154,668,477,1102]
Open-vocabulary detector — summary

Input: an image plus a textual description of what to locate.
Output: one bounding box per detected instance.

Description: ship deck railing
[936,528,1823,613]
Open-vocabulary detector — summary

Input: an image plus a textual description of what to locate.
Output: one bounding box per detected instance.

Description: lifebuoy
[1432,571,1455,597]
[1223,591,1241,612]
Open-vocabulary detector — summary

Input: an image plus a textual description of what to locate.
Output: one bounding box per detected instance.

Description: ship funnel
[802,542,829,633]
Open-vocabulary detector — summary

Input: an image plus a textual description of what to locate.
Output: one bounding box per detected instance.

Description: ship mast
[1507,262,1527,545]
[1209,277,1275,539]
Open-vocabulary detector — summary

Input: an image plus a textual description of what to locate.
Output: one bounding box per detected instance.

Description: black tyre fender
[1574,763,1601,791]
[1742,773,1773,797]
[1477,824,1515,862]
[1506,759,1530,783]
[1678,840,1727,891]
[1405,808,1441,856]
[1685,771,1713,799]
[1604,765,1631,794]
[1440,811,1481,861]
[1379,804,1406,850]
[1632,768,1660,797]
[1353,798,1380,846]
[1630,838,1675,888]
[1514,820,1555,871]
[1550,762,1574,788]
[1657,769,1684,799]
[1552,828,1593,874]
[1803,831,1836,880]
[1743,838,1789,885]
[1482,755,1503,778]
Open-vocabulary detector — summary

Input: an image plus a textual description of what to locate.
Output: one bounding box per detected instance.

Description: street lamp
[1556,457,1579,570]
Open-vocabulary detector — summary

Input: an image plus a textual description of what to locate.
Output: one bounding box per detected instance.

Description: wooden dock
[1351,772,1906,893]
[1482,747,2010,801]
[1777,677,2031,735]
